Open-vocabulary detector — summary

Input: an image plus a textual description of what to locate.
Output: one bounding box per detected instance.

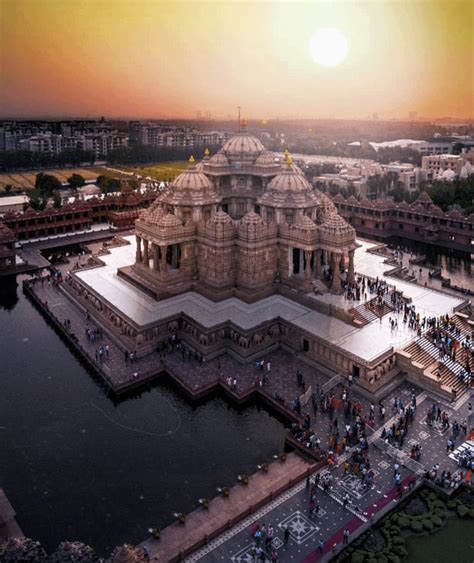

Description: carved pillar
[314,249,322,279]
[331,253,341,293]
[304,250,312,281]
[348,250,355,284]
[172,244,179,268]
[135,235,142,263]
[160,245,167,273]
[143,239,149,267]
[153,244,159,272]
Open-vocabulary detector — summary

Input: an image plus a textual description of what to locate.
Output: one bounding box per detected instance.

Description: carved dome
[319,213,356,248]
[156,166,220,206]
[209,209,234,225]
[295,214,317,231]
[201,210,235,240]
[221,132,265,161]
[157,213,183,228]
[208,152,230,167]
[255,151,279,168]
[239,210,266,226]
[140,202,164,226]
[171,168,212,190]
[260,167,323,208]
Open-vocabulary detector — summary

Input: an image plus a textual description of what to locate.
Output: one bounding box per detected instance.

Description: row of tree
[0,149,96,171]
[427,176,474,214]
[24,172,131,211]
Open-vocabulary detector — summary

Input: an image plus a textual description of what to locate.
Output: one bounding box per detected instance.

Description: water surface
[0,278,286,556]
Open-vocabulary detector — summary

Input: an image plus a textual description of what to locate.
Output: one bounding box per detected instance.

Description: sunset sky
[0,0,472,120]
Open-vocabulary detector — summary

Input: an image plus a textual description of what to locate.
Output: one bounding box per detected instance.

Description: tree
[4,184,13,194]
[97,175,121,193]
[28,189,46,211]
[67,173,86,190]
[35,173,62,196]
[53,191,62,208]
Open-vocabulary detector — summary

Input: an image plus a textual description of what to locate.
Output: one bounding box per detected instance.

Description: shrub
[392,545,408,556]
[387,555,401,563]
[392,537,405,545]
[457,505,469,518]
[447,499,458,509]
[431,515,443,527]
[410,520,423,533]
[397,515,410,528]
[422,519,434,531]
[351,552,365,563]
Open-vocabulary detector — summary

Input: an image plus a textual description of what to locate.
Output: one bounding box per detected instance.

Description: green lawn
[124,161,188,182]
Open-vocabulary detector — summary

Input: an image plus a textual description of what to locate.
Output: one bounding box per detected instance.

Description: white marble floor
[74,237,465,362]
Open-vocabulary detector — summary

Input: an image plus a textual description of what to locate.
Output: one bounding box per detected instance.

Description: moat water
[0,277,286,556]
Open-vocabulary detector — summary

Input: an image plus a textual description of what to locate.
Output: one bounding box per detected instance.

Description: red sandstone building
[332,191,474,254]
[0,222,16,271]
[2,185,155,241]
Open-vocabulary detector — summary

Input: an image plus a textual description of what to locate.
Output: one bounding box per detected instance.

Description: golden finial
[204,147,210,156]
[286,154,293,166]
[188,155,195,163]
[283,148,290,158]
[261,118,268,125]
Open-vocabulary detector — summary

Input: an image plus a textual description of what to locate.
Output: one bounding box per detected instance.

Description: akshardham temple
[65,128,470,400]
[121,127,358,301]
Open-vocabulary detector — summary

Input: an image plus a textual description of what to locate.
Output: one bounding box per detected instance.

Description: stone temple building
[120,128,358,301]
[65,128,470,401]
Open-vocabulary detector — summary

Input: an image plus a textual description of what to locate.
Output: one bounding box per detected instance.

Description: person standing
[284,526,290,546]
[343,528,350,545]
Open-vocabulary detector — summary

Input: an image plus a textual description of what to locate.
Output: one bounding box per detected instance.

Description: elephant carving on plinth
[252,333,264,345]
[238,336,250,349]
[376,365,384,380]
[168,321,178,333]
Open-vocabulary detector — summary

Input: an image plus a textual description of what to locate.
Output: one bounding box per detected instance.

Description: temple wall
[64,272,400,394]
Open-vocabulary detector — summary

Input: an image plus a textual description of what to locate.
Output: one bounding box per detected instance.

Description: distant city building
[129,121,231,149]
[421,150,474,179]
[0,119,128,157]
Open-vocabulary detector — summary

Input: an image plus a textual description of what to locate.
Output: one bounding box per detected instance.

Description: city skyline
[1,0,473,121]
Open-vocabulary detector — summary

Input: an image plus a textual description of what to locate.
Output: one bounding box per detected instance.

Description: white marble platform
[74,237,465,363]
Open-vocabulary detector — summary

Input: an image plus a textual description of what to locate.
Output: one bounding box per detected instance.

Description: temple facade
[122,129,357,301]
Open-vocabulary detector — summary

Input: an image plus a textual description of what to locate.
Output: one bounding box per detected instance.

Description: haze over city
[1,0,472,121]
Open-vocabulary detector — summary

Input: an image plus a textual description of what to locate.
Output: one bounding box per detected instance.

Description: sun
[309,28,349,68]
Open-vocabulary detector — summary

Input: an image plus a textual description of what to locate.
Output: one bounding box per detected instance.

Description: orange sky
[0,0,472,120]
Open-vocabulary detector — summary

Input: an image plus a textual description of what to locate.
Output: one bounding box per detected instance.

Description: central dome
[221,132,265,162]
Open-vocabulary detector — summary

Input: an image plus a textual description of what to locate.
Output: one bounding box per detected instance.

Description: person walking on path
[343,528,350,545]
[318,539,324,553]
[283,526,290,546]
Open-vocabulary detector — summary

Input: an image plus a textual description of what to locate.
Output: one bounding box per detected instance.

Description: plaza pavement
[26,275,472,562]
